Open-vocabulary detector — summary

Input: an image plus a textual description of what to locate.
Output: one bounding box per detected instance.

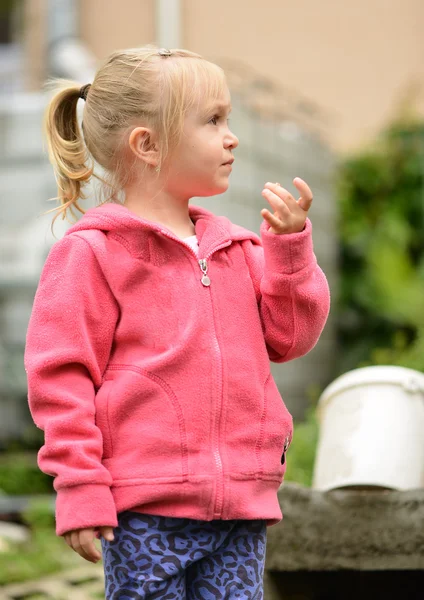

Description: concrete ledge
[265,482,424,571]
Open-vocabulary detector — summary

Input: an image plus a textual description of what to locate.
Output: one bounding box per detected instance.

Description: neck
[123,176,196,237]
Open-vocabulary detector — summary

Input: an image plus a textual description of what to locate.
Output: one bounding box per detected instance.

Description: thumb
[99,526,115,541]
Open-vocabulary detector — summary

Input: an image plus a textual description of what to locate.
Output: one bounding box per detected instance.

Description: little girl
[25,46,330,599]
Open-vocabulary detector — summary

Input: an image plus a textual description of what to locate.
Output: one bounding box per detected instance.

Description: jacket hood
[65,202,261,252]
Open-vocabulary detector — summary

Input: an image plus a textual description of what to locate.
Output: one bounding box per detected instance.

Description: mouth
[222,159,234,166]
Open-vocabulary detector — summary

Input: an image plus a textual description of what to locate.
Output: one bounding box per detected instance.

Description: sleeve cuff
[260,217,315,274]
[55,483,118,536]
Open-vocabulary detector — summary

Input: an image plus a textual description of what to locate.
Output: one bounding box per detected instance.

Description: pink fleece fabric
[24,203,330,536]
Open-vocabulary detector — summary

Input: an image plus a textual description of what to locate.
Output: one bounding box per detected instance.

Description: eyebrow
[203,102,232,115]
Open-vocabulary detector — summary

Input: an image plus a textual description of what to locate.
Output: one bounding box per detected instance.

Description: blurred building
[2,0,418,443]
[16,0,424,153]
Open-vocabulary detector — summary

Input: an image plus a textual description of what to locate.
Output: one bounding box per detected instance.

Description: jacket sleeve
[24,233,120,536]
[241,218,330,363]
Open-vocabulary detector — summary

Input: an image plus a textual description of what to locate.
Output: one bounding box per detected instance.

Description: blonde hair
[42,45,227,229]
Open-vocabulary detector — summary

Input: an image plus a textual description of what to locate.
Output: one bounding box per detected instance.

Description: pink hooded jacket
[24,203,330,536]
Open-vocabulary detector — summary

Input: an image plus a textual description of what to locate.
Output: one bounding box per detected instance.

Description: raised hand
[261,177,313,234]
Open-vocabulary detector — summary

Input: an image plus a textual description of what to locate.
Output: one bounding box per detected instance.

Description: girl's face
[164,87,239,200]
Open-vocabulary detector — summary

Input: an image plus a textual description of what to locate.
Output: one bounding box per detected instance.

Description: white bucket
[312,366,424,491]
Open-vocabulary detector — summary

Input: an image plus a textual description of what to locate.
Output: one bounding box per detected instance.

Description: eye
[208,115,220,125]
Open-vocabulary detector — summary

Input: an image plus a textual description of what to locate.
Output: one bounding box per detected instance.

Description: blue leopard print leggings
[101,511,267,599]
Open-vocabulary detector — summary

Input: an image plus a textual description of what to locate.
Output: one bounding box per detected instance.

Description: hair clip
[158,49,172,57]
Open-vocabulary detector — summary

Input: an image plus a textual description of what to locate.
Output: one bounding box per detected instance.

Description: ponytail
[42,79,94,232]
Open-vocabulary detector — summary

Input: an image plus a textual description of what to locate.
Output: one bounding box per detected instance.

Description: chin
[218,180,230,193]
[194,184,229,198]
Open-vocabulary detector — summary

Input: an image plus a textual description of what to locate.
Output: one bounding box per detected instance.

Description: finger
[79,530,102,562]
[99,526,115,542]
[261,189,291,217]
[70,530,89,561]
[293,177,313,211]
[71,530,98,563]
[264,182,298,210]
[260,209,286,232]
[64,533,72,547]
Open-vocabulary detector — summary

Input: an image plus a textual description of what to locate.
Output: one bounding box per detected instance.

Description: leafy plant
[336,120,424,374]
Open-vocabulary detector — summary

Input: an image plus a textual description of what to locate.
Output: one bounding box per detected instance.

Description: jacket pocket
[95,365,189,481]
[94,378,114,459]
[255,373,293,480]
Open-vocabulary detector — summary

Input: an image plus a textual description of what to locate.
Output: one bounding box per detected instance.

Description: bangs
[162,57,228,117]
[185,60,228,114]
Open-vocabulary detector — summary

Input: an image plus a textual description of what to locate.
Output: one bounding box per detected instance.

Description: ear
[128,127,160,167]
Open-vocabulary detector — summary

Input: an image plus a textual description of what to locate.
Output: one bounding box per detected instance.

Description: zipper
[158,228,231,517]
[158,227,231,285]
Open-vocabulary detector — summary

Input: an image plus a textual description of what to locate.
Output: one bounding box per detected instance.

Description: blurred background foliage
[336,119,424,376]
[0,499,80,585]
[0,451,52,495]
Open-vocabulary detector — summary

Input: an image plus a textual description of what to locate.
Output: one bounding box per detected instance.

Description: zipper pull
[199,259,211,286]
[281,435,291,465]
[284,435,291,453]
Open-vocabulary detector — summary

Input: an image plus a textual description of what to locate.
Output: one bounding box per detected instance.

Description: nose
[224,127,239,150]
